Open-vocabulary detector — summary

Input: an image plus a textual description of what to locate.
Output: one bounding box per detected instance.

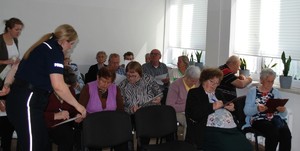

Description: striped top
[119,73,162,114]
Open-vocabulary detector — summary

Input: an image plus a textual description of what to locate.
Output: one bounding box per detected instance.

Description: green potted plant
[262,58,277,69]
[194,50,203,69]
[279,51,292,89]
[239,58,250,77]
[189,53,194,65]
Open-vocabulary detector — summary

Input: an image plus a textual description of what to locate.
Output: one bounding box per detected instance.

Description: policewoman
[4,24,86,151]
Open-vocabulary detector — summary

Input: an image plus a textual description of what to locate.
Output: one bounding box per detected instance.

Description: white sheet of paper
[114,74,127,85]
[52,116,79,127]
[154,73,167,85]
[0,65,11,80]
[0,111,7,117]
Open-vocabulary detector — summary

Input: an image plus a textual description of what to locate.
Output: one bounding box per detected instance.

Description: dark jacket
[0,34,19,73]
[185,85,224,149]
[84,63,107,84]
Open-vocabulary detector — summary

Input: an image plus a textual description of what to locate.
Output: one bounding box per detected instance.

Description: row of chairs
[82,105,197,151]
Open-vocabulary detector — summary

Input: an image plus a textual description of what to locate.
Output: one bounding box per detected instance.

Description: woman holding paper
[119,61,162,149]
[119,61,162,115]
[185,67,252,151]
[244,68,291,151]
[44,66,80,151]
[78,67,124,114]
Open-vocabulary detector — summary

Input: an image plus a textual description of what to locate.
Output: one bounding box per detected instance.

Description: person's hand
[152,96,161,104]
[276,106,286,112]
[0,84,11,96]
[55,110,70,120]
[75,104,86,118]
[0,100,6,112]
[132,105,141,113]
[238,74,246,80]
[257,104,268,112]
[13,58,21,64]
[75,114,84,123]
[161,77,170,84]
[224,102,235,111]
[213,100,223,110]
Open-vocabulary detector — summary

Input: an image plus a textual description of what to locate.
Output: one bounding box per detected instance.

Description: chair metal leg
[254,134,259,151]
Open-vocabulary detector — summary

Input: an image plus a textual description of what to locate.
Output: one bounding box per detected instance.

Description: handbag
[271,115,285,128]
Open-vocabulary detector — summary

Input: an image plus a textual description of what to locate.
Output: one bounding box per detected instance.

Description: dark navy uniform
[6,38,64,151]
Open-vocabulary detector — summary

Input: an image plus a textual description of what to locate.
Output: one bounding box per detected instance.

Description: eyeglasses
[150,53,160,56]
[208,79,219,86]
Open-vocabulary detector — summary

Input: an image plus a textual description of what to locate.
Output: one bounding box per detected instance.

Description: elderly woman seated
[119,61,162,149]
[185,67,252,151]
[119,61,162,115]
[168,55,190,83]
[244,68,292,151]
[44,66,81,151]
[78,67,124,113]
[166,65,200,139]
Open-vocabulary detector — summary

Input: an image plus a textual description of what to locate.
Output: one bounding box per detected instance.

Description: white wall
[0,0,165,74]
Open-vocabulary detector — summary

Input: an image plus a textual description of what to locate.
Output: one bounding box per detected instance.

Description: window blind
[233,0,300,60]
[167,0,208,50]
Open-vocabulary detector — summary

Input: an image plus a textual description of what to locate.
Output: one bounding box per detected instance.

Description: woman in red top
[44,66,80,151]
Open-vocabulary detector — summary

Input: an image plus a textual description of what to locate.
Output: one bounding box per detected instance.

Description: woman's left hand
[224,102,235,111]
[276,106,286,112]
[152,96,161,104]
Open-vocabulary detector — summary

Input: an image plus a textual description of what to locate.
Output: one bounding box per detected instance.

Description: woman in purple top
[166,65,200,139]
[78,67,124,114]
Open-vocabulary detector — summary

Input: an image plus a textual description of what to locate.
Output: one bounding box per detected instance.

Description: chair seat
[243,127,264,136]
[142,141,197,151]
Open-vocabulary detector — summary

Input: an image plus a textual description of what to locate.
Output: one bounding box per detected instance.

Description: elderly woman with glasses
[185,67,252,151]
[119,61,162,115]
[244,68,291,151]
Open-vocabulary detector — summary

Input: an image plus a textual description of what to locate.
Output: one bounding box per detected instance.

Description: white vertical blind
[233,0,300,60]
[167,0,208,50]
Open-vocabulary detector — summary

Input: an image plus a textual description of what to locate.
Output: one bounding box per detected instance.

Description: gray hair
[185,65,201,79]
[260,68,276,80]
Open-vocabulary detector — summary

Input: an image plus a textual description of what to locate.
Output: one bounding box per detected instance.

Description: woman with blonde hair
[1,24,86,151]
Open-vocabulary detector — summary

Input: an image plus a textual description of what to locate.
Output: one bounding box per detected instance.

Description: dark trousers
[0,116,15,151]
[48,123,77,151]
[6,84,51,151]
[252,120,291,151]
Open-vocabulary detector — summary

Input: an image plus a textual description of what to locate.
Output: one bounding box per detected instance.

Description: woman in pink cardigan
[166,65,201,139]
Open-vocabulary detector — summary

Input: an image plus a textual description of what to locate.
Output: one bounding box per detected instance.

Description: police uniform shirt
[15,38,64,91]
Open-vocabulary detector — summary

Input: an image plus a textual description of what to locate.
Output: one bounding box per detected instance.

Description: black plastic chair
[232,95,265,151]
[134,105,197,151]
[82,111,132,150]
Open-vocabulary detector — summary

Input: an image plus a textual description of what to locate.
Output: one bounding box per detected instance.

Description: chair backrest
[232,95,247,130]
[82,111,132,148]
[134,105,178,138]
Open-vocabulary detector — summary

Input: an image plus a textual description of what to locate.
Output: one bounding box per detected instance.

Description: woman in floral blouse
[244,68,291,151]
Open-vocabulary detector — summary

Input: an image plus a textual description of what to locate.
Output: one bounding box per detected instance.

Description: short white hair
[185,65,201,79]
[260,68,276,80]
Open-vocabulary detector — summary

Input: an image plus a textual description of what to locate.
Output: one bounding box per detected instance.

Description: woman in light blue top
[244,68,291,151]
